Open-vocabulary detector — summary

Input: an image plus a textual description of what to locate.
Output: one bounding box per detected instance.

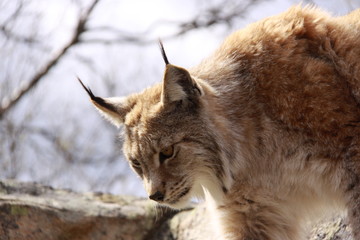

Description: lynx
[79,6,360,240]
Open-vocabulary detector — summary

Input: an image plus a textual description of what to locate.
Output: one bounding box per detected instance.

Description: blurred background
[1,0,359,197]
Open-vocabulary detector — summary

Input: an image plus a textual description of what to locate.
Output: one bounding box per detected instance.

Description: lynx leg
[344,136,360,239]
[217,197,301,240]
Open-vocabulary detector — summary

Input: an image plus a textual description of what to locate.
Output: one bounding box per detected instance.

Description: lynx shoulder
[79,6,360,240]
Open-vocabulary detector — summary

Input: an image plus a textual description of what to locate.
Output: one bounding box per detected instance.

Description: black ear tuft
[158,39,170,65]
[77,77,96,100]
[77,77,123,116]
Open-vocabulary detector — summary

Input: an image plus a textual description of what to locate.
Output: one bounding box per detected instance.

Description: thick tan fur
[81,6,360,240]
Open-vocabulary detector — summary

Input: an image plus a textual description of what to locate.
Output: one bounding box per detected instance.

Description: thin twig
[83,0,263,46]
[0,0,100,119]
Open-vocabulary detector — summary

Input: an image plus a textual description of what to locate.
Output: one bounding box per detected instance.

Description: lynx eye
[159,145,174,164]
[130,159,143,175]
[131,159,141,168]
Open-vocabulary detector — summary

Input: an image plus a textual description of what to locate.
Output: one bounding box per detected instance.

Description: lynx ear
[161,64,202,104]
[78,78,129,127]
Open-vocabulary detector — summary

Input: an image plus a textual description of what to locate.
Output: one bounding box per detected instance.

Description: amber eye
[159,146,174,164]
[130,159,143,175]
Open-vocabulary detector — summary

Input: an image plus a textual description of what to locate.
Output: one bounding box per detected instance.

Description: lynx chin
[79,6,360,240]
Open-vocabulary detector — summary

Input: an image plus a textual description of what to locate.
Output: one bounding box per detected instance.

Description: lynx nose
[149,191,165,202]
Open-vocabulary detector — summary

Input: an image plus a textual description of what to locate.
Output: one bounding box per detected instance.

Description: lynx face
[121,89,210,208]
[79,60,223,209]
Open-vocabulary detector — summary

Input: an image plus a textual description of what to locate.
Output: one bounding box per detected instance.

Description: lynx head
[79,42,226,209]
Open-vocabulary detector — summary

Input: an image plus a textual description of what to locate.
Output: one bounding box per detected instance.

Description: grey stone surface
[0,180,354,240]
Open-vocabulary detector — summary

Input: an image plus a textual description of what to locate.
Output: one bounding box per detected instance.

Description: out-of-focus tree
[0,0,269,195]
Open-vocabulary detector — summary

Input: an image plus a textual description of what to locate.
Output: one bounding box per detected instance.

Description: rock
[0,180,354,240]
[0,180,176,240]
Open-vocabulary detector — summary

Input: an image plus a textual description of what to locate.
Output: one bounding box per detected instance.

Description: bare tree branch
[0,1,43,45]
[0,0,100,119]
[1,1,24,28]
[0,25,41,45]
[82,0,265,45]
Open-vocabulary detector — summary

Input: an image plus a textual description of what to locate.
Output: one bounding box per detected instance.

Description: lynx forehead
[80,6,360,240]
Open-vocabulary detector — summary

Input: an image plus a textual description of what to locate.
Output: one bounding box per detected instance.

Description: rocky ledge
[0,180,353,240]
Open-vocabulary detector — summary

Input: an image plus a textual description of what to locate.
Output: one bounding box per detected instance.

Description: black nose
[149,191,164,201]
